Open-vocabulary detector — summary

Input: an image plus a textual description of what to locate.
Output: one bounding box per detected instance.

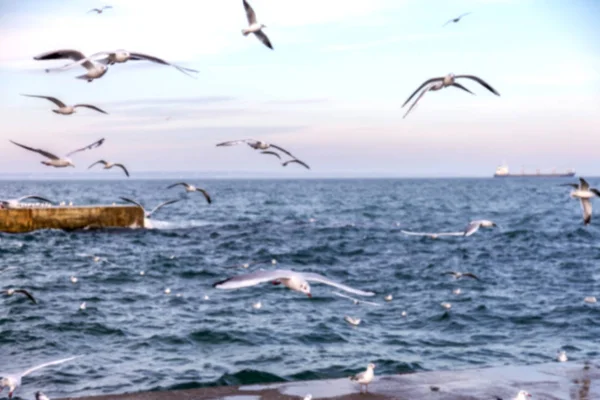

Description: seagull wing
[401,230,435,236]
[403,84,433,119]
[402,77,443,108]
[21,94,67,108]
[350,370,367,381]
[65,138,105,157]
[455,75,500,96]
[442,271,458,276]
[269,144,295,158]
[17,195,54,204]
[34,49,97,70]
[332,291,381,306]
[261,151,281,159]
[148,199,180,217]
[13,289,37,304]
[87,8,101,13]
[560,183,578,189]
[283,159,310,170]
[128,52,198,77]
[581,198,592,225]
[197,188,212,204]
[463,221,481,237]
[216,139,255,147]
[579,177,590,190]
[302,272,375,296]
[114,164,130,177]
[21,356,79,378]
[102,5,113,10]
[253,31,273,50]
[458,12,472,18]
[213,269,296,289]
[166,182,190,189]
[591,189,600,197]
[243,0,257,24]
[435,231,465,237]
[450,82,475,95]
[463,273,480,280]
[10,141,60,160]
[73,104,108,114]
[88,160,108,169]
[442,19,453,27]
[119,197,144,208]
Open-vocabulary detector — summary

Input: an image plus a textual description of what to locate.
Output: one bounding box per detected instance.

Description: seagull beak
[307,293,312,298]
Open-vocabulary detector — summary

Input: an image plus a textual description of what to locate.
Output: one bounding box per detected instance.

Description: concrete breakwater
[58,361,599,400]
[0,205,144,233]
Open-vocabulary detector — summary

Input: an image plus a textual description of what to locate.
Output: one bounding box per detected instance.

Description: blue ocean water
[1,178,599,399]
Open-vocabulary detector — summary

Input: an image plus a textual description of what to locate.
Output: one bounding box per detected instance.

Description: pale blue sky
[0,0,598,177]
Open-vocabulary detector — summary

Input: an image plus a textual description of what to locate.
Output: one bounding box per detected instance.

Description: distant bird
[349,363,375,393]
[119,197,180,219]
[344,316,361,326]
[10,138,105,168]
[166,183,211,204]
[217,139,295,158]
[441,302,452,310]
[88,5,112,13]
[88,160,129,177]
[36,391,50,400]
[333,291,381,306]
[242,0,273,50]
[442,271,480,281]
[443,12,471,26]
[213,269,375,298]
[79,302,86,311]
[70,276,78,284]
[384,294,393,302]
[21,94,108,115]
[463,220,497,236]
[584,296,597,304]
[2,289,37,304]
[164,288,171,295]
[34,49,109,82]
[225,259,277,269]
[557,350,568,362]
[561,178,600,225]
[0,356,79,399]
[252,301,262,309]
[282,159,310,170]
[453,288,462,295]
[1,196,54,209]
[401,310,407,317]
[261,151,281,159]
[401,230,464,239]
[513,391,532,400]
[402,73,500,118]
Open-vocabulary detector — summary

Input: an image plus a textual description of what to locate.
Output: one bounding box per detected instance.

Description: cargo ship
[494,164,575,178]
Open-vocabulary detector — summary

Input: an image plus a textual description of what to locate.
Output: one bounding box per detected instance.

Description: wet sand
[59,360,599,400]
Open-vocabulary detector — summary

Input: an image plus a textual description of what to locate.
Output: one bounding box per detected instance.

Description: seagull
[282,159,311,170]
[164,288,171,295]
[48,50,198,78]
[225,259,277,269]
[402,73,500,118]
[303,395,312,400]
[561,178,600,225]
[344,316,361,326]
[453,288,462,295]
[21,94,107,115]
[333,291,381,306]
[70,276,78,284]
[2,289,37,304]
[584,296,597,304]
[1,196,54,209]
[443,12,472,26]
[217,139,295,158]
[441,302,452,310]
[119,197,180,219]
[0,357,79,399]
[349,363,375,393]
[463,220,497,236]
[36,391,50,400]
[88,160,129,177]
[166,183,211,204]
[384,294,393,302]
[213,269,375,298]
[34,50,109,82]
[261,151,281,159]
[513,391,532,400]
[88,5,112,13]
[442,271,480,281]
[242,0,273,50]
[401,230,464,239]
[10,138,105,168]
[557,350,568,362]
[252,301,262,309]
[79,302,86,311]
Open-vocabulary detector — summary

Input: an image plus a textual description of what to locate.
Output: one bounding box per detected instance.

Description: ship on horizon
[494,164,575,178]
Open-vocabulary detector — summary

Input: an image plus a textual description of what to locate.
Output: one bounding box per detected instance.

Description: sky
[0,0,599,178]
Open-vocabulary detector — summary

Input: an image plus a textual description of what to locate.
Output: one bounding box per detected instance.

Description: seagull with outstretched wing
[10,138,104,168]
[166,182,211,204]
[119,197,180,219]
[241,0,273,50]
[21,94,107,115]
[88,160,129,177]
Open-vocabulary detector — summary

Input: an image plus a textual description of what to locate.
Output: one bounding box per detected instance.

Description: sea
[1,178,599,399]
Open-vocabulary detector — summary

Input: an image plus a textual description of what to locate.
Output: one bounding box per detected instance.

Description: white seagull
[34,50,109,82]
[10,138,105,168]
[88,5,112,14]
[36,391,50,400]
[557,350,568,362]
[1,196,54,209]
[88,160,130,177]
[217,139,296,158]
[514,390,532,399]
[2,289,37,304]
[119,197,180,219]
[0,356,79,399]
[166,183,211,204]
[21,94,108,115]
[242,0,273,50]
[402,73,500,118]
[443,12,472,26]
[442,271,480,281]
[561,178,600,225]
[213,269,375,298]
[349,363,375,393]
[463,220,497,236]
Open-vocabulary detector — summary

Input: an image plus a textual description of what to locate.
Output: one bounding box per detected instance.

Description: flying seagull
[88,160,129,177]
[88,5,112,13]
[21,94,107,115]
[213,269,375,298]
[401,230,464,239]
[442,271,480,281]
[47,50,198,78]
[443,12,471,26]
[0,356,79,399]
[402,73,500,118]
[242,0,273,50]
[1,196,54,209]
[119,197,180,219]
[166,183,211,204]
[34,49,109,82]
[10,138,105,168]
[463,220,497,236]
[217,139,296,158]
[349,363,376,394]
[2,289,37,304]
[561,177,600,225]
[282,159,310,170]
